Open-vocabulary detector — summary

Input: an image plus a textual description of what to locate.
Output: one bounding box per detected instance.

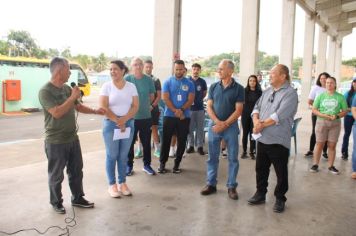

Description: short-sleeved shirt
[208,79,245,121]
[344,91,355,116]
[308,85,326,100]
[100,81,138,116]
[162,76,195,118]
[352,96,356,125]
[38,82,78,144]
[188,77,207,111]
[313,91,348,120]
[150,75,161,112]
[125,74,155,119]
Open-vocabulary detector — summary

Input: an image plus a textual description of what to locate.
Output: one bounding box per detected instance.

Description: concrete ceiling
[297,0,356,39]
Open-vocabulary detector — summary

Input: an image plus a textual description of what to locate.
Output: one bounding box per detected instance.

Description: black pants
[309,114,327,153]
[241,114,255,153]
[128,118,152,167]
[160,117,190,167]
[45,139,84,206]
[256,142,289,201]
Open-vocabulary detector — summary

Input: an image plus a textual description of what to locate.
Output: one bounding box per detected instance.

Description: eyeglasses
[268,91,276,103]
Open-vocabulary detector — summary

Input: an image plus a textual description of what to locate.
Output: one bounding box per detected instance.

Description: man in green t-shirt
[39,57,105,214]
[125,57,156,176]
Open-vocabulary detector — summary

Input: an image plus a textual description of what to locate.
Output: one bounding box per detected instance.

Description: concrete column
[326,36,336,75]
[239,0,260,87]
[153,0,182,81]
[334,40,342,85]
[279,0,296,74]
[301,12,315,109]
[315,26,328,78]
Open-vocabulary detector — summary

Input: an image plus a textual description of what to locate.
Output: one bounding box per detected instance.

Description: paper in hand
[113,127,131,140]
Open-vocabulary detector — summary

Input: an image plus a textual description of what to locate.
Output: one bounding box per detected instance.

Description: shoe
[143,165,156,175]
[200,185,217,195]
[240,152,248,159]
[351,172,356,179]
[273,199,285,213]
[157,164,167,174]
[309,164,319,173]
[328,166,340,175]
[53,203,66,214]
[71,197,94,208]
[250,152,256,160]
[108,184,121,198]
[341,153,348,160]
[322,153,328,159]
[126,166,134,176]
[197,147,205,155]
[228,188,238,200]
[119,183,132,196]
[248,192,266,205]
[221,149,227,159]
[172,167,182,174]
[154,150,160,158]
[134,149,143,159]
[186,146,194,153]
[304,151,313,157]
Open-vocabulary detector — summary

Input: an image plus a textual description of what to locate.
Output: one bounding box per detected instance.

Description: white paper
[252,133,262,140]
[113,127,131,140]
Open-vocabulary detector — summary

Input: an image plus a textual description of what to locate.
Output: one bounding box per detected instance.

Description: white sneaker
[118,183,132,196]
[108,184,121,198]
[169,148,175,157]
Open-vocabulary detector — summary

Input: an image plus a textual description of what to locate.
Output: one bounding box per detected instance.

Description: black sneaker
[71,197,94,208]
[250,152,256,160]
[341,153,348,160]
[328,166,340,175]
[273,199,285,213]
[240,152,248,159]
[157,164,167,174]
[309,164,319,173]
[248,192,266,205]
[172,167,182,174]
[186,146,194,153]
[52,203,66,214]
[322,153,328,159]
[304,151,313,157]
[197,147,205,155]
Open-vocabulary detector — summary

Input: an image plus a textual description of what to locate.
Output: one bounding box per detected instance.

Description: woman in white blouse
[99,60,139,198]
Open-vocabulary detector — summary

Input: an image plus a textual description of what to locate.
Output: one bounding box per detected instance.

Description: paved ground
[0,89,355,236]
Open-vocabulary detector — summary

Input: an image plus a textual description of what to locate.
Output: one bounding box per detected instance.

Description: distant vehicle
[0,55,90,112]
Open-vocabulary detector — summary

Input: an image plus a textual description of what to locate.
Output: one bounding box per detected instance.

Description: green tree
[0,40,9,55]
[93,53,108,72]
[73,54,92,70]
[47,48,60,58]
[7,30,38,57]
[61,47,72,58]
[343,57,356,67]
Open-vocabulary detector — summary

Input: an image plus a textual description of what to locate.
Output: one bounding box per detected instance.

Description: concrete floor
[0,99,356,235]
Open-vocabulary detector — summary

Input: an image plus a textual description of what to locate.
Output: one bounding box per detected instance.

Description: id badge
[177,94,182,101]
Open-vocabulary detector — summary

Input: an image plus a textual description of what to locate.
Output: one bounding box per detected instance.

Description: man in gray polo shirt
[247,64,298,213]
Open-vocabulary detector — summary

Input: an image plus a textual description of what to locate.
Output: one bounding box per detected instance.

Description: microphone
[70,82,76,88]
[70,82,82,103]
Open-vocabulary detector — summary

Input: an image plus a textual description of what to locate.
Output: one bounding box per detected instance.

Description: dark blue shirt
[208,79,245,121]
[189,77,207,111]
[162,76,195,118]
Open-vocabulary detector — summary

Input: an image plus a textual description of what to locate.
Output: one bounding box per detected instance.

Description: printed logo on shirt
[321,98,338,113]
[182,84,189,91]
[197,85,201,91]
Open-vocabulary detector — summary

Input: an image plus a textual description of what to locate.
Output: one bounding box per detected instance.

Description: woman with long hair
[241,75,262,159]
[305,72,330,158]
[340,78,356,160]
[100,60,139,198]
[310,77,348,175]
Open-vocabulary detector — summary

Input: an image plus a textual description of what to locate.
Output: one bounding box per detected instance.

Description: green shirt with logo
[313,91,347,120]
[38,82,78,144]
[125,74,155,119]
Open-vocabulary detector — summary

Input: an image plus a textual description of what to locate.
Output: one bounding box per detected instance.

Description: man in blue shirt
[186,63,208,155]
[158,60,195,174]
[200,59,244,200]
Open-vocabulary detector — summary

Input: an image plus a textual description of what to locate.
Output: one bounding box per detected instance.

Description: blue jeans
[342,115,354,156]
[103,119,134,185]
[206,122,239,188]
[352,125,356,172]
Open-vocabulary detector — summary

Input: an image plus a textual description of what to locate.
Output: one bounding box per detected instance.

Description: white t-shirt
[308,85,326,101]
[100,81,138,116]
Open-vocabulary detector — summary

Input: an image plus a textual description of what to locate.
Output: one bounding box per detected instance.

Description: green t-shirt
[313,91,347,120]
[125,74,155,119]
[38,82,78,144]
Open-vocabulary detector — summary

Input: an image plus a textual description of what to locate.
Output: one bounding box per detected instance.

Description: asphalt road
[0,87,103,143]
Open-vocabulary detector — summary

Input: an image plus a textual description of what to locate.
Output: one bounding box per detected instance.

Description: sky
[0,0,355,60]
